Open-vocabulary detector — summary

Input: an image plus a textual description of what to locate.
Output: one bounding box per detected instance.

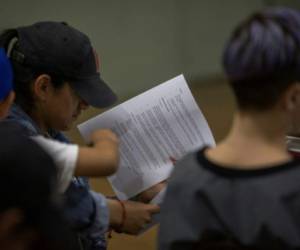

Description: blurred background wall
[1,1,299,249]
[0,0,267,98]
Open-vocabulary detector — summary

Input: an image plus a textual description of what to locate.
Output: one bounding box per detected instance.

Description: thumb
[147,204,160,214]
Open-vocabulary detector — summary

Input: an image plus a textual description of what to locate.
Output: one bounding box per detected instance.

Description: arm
[75,129,119,177]
[33,129,119,192]
[107,198,160,235]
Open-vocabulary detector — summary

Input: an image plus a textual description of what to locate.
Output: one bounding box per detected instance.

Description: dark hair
[0,29,66,113]
[223,7,300,111]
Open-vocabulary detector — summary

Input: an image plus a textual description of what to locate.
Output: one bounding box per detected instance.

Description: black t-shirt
[159,147,300,250]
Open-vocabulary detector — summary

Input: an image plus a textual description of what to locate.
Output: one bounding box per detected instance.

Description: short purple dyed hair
[223,7,300,110]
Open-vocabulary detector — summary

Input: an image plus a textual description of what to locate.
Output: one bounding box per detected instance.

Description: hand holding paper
[78,74,215,201]
[78,75,215,233]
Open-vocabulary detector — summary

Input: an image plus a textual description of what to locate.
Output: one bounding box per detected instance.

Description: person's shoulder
[172,147,207,174]
[0,120,30,136]
[167,147,208,190]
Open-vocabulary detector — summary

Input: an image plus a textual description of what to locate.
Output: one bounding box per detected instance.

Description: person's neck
[206,109,291,169]
[29,109,49,136]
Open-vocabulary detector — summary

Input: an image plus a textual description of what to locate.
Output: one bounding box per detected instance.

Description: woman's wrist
[107,198,126,231]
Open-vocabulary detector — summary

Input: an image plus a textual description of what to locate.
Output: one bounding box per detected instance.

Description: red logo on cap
[93,49,100,73]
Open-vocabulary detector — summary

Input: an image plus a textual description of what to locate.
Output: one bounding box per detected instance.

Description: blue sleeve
[85,191,110,250]
[63,178,109,250]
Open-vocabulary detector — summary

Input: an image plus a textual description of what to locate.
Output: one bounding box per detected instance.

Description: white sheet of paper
[78,74,215,200]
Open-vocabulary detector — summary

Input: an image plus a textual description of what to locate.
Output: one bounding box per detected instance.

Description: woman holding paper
[0,21,159,250]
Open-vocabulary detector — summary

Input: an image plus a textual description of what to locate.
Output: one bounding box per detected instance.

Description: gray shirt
[158,147,300,250]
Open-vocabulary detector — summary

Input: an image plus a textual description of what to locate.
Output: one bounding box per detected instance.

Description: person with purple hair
[158,7,300,250]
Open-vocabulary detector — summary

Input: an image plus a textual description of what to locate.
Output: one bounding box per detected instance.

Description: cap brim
[71,74,117,108]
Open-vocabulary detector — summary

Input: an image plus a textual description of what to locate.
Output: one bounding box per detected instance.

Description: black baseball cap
[11,21,117,108]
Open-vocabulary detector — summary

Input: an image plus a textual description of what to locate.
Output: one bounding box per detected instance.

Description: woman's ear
[282,83,300,112]
[32,74,52,101]
[0,91,15,119]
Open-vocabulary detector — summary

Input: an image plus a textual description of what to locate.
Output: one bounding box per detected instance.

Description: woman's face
[42,82,88,131]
